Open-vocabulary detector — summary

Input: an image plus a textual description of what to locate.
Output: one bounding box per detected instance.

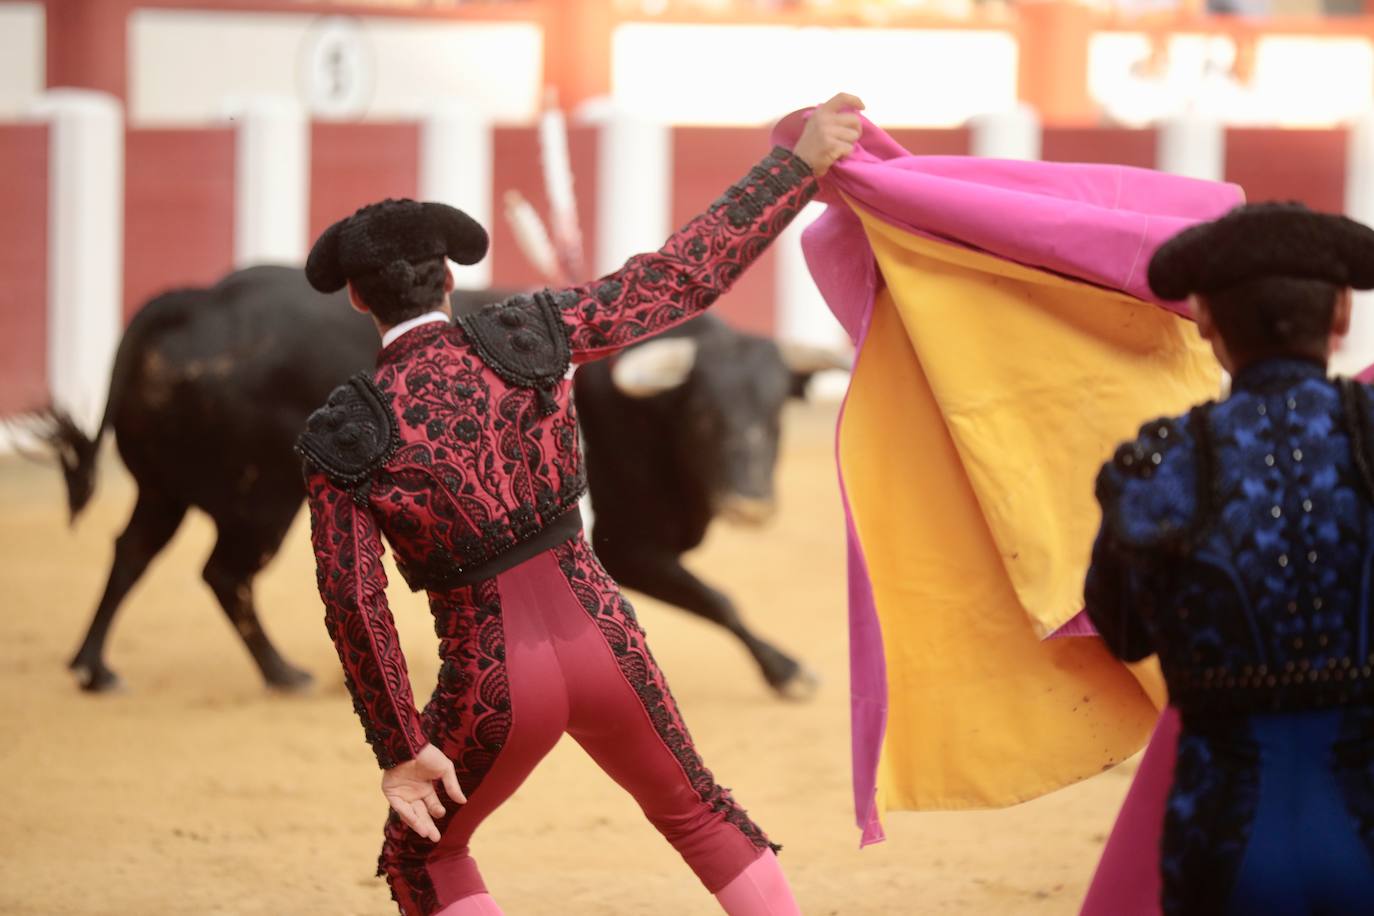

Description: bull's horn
[777,340,853,374]
[611,338,699,398]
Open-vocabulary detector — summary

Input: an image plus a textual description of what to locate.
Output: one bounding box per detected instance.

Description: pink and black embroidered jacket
[299,148,817,768]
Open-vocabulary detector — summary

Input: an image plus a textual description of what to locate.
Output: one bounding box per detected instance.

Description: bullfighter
[297,93,863,915]
[1085,202,1374,914]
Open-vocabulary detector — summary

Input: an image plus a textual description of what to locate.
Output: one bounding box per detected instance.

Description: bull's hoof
[70,661,125,694]
[265,665,315,694]
[770,664,821,702]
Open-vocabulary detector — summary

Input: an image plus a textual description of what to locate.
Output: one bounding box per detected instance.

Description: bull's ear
[611,338,698,398]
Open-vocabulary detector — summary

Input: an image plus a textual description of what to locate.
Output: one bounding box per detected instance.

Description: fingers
[390,796,441,843]
[792,92,865,177]
[441,764,467,806]
[834,113,862,133]
[424,790,446,820]
[410,800,440,842]
[823,92,866,113]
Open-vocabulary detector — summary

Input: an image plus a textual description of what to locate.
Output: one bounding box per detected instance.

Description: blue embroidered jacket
[1085,357,1374,914]
[1087,358,1374,712]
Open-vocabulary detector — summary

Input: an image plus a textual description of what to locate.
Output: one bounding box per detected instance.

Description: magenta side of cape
[799,204,890,844]
[771,110,1242,846]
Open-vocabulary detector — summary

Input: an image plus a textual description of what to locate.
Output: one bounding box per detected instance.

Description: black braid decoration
[1340,378,1374,504]
[295,373,402,504]
[457,290,571,416]
[1182,404,1221,552]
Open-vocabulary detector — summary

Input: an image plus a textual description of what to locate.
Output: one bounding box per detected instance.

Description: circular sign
[300,16,375,119]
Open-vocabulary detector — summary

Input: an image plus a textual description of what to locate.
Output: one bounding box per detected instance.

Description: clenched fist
[791,93,864,177]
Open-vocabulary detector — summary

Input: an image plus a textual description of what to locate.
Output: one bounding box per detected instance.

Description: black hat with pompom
[305,198,489,293]
[1148,202,1374,301]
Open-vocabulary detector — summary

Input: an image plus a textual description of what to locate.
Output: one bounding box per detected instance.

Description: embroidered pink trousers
[378,535,775,915]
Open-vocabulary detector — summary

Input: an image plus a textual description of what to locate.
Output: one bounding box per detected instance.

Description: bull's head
[611,331,850,527]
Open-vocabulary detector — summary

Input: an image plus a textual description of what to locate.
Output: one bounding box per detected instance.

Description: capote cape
[771,111,1243,845]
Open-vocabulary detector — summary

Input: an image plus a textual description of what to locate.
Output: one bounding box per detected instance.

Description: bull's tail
[32,303,145,524]
[38,406,106,524]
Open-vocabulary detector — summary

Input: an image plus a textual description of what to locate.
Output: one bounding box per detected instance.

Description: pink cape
[770,109,1240,864]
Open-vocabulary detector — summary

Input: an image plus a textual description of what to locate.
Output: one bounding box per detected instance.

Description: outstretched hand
[382,744,466,842]
[792,93,865,178]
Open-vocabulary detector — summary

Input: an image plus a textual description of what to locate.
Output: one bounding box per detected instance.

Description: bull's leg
[202,520,312,691]
[594,537,819,700]
[70,490,188,692]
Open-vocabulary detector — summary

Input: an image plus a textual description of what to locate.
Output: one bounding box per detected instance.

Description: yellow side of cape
[841,205,1217,810]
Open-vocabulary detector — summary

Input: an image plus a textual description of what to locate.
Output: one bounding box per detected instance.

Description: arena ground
[0,402,1139,915]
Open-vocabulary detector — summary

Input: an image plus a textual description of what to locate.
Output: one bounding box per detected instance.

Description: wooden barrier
[1225,128,1346,211]
[1043,127,1157,168]
[672,127,779,334]
[0,124,49,414]
[490,124,601,293]
[124,127,234,318]
[309,122,420,240]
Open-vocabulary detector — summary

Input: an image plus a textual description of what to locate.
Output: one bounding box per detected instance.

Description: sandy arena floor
[0,402,1138,915]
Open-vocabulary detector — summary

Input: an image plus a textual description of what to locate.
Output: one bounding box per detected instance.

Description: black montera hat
[1148,202,1374,301]
[305,198,489,294]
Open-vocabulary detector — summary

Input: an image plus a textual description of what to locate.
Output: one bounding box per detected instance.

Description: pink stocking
[713,850,801,916]
[434,893,504,916]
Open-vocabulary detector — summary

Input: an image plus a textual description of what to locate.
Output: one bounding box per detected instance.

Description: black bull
[44,265,833,698]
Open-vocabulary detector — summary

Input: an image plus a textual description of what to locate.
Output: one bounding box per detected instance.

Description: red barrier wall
[0,125,50,414]
[310,122,420,240]
[672,127,778,335]
[103,122,1359,352]
[1225,129,1346,212]
[490,125,601,293]
[671,127,970,336]
[888,128,970,158]
[124,128,235,319]
[1043,127,1156,168]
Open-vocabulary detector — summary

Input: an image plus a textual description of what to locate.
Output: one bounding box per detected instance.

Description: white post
[224,95,309,268]
[1156,113,1225,182]
[579,99,671,277]
[1337,111,1374,376]
[776,201,845,348]
[28,90,124,433]
[420,99,494,290]
[970,104,1042,161]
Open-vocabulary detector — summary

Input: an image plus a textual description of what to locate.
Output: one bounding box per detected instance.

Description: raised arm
[559,93,864,363]
[558,147,814,362]
[305,470,427,769]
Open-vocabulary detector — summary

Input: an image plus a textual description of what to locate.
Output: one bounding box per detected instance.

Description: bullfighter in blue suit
[1085,202,1374,915]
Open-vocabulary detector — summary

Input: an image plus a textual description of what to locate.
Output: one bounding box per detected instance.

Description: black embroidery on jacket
[1340,379,1374,504]
[457,291,571,416]
[296,373,401,502]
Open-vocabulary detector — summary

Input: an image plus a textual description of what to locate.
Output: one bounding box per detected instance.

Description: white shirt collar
[381,310,449,349]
